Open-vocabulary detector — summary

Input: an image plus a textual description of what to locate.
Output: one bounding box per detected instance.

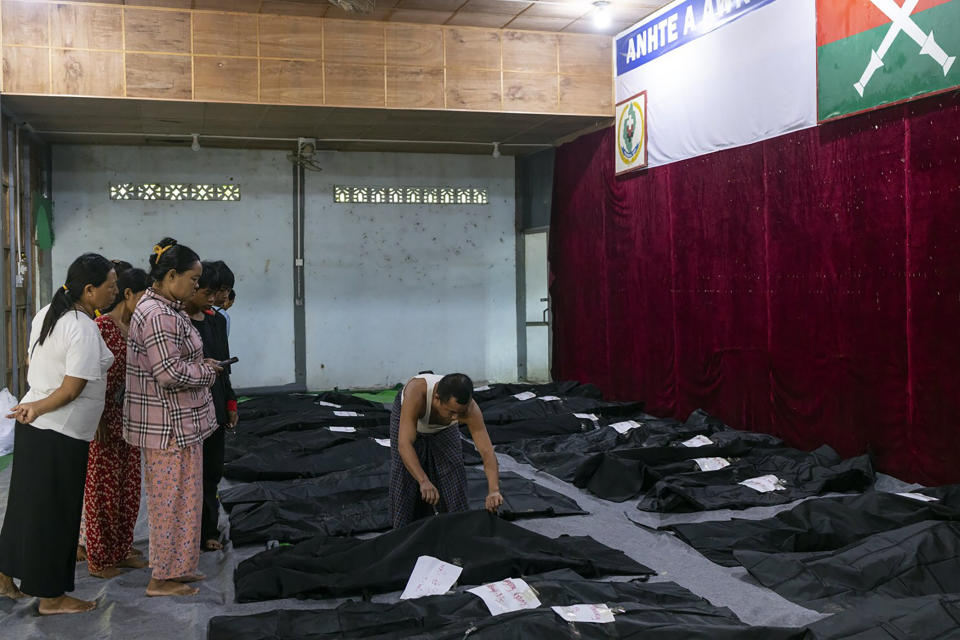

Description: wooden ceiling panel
[445,28,500,69]
[521,0,588,19]
[324,20,385,65]
[388,9,453,24]
[259,0,330,17]
[385,24,443,66]
[2,1,50,46]
[193,12,259,57]
[125,53,192,100]
[259,14,325,59]
[504,15,573,31]
[127,0,192,8]
[2,45,51,94]
[455,0,530,15]
[394,0,465,10]
[502,30,557,73]
[444,12,510,27]
[124,9,192,54]
[193,0,262,12]
[50,4,123,50]
[324,7,397,21]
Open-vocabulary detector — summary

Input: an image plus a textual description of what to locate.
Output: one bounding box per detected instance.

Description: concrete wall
[303,152,518,389]
[51,145,296,389]
[51,145,518,390]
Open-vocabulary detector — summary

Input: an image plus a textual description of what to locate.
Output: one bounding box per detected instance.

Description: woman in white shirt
[0,254,117,615]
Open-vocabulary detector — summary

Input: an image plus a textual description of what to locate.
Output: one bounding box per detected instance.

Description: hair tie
[62,284,68,292]
[153,244,173,258]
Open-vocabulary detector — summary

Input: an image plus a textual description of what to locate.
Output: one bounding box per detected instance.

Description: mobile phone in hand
[216,356,239,367]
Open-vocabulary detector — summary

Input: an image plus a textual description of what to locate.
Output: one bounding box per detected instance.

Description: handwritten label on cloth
[328,426,356,433]
[473,385,492,392]
[551,604,616,623]
[574,413,600,422]
[399,556,462,600]
[694,457,730,472]
[374,438,391,447]
[538,396,562,401]
[681,435,713,447]
[334,411,360,417]
[739,475,786,493]
[610,420,641,434]
[468,578,541,616]
[512,391,537,401]
[316,401,341,408]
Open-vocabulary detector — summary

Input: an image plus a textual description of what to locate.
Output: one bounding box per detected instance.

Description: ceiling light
[492,142,501,159]
[592,0,611,29]
[190,133,201,152]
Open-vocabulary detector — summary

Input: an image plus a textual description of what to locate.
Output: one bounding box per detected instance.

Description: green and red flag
[817,0,959,121]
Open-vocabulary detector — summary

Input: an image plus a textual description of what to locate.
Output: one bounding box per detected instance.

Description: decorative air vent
[110,183,241,201]
[334,186,488,205]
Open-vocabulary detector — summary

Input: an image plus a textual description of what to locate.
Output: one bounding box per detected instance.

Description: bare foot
[116,554,149,569]
[145,578,198,597]
[76,546,87,562]
[202,538,222,551]
[170,573,205,583]
[37,595,97,615]
[0,572,25,599]
[89,566,123,579]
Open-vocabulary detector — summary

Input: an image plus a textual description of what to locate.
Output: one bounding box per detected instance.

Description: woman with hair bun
[77,261,151,578]
[123,238,221,597]
[0,253,117,614]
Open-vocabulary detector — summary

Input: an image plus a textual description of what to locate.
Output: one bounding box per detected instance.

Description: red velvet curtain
[550,91,960,485]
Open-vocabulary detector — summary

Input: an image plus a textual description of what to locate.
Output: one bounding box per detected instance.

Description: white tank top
[401,373,459,434]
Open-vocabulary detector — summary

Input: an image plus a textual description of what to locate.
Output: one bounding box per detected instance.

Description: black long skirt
[0,422,89,597]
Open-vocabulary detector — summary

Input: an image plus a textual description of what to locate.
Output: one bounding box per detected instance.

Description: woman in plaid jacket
[123,238,222,597]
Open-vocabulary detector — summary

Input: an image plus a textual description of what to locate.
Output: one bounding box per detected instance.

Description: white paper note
[538,396,562,401]
[682,435,713,448]
[574,413,600,422]
[374,438,391,447]
[473,385,492,392]
[399,556,463,600]
[512,391,537,401]
[328,426,356,433]
[739,475,786,493]
[467,578,541,616]
[316,401,341,408]
[896,492,939,502]
[334,411,360,417]
[694,457,730,472]
[551,604,616,624]
[610,420,641,434]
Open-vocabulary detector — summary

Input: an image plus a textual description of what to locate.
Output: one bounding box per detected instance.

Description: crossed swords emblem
[854,0,955,97]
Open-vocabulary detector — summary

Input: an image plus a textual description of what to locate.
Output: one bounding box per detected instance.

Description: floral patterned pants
[143,443,202,580]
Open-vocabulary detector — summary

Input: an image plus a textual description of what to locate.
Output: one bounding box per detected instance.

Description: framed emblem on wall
[615,91,648,176]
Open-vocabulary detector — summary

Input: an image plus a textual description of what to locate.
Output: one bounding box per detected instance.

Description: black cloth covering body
[736,519,960,612]
[233,510,655,602]
[223,466,587,544]
[665,486,960,566]
[212,570,807,640]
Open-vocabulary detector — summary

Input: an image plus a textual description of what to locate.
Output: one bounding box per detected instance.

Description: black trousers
[0,422,89,597]
[201,425,226,543]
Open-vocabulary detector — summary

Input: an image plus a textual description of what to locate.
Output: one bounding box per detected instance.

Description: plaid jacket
[123,287,217,449]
